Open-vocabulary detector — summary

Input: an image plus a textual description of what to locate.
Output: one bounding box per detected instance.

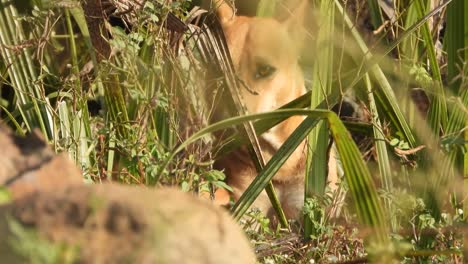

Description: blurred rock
[0,184,256,264]
[0,126,83,199]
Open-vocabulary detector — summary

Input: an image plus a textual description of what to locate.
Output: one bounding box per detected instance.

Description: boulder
[0,126,82,198]
[0,184,256,264]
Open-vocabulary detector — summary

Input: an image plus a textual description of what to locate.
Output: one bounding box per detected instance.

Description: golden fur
[211,0,337,220]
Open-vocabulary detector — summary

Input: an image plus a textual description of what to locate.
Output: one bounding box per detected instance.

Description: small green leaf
[390,138,400,146]
[204,170,226,182]
[213,181,233,192]
[0,187,12,205]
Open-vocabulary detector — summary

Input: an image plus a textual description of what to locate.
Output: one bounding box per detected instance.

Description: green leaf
[232,115,320,220]
[257,0,277,17]
[0,187,12,205]
[413,0,448,134]
[204,170,226,182]
[304,0,335,238]
[213,181,233,192]
[365,74,394,229]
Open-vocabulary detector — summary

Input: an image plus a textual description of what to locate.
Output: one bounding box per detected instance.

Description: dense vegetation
[0,0,466,263]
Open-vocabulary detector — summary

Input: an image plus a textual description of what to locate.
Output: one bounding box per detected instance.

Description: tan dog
[210,0,337,221]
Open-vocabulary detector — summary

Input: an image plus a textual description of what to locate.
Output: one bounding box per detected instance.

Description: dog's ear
[282,0,308,46]
[214,0,236,25]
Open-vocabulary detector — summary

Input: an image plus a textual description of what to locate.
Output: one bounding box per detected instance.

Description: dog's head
[214,0,307,114]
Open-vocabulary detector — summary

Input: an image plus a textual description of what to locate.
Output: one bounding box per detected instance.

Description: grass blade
[367,0,384,30]
[0,1,53,137]
[365,74,394,229]
[304,0,335,238]
[445,0,464,95]
[256,0,277,17]
[157,109,324,183]
[414,0,448,134]
[233,115,319,220]
[334,0,417,149]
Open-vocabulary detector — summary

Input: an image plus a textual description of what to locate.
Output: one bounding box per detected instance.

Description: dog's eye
[254,64,276,79]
